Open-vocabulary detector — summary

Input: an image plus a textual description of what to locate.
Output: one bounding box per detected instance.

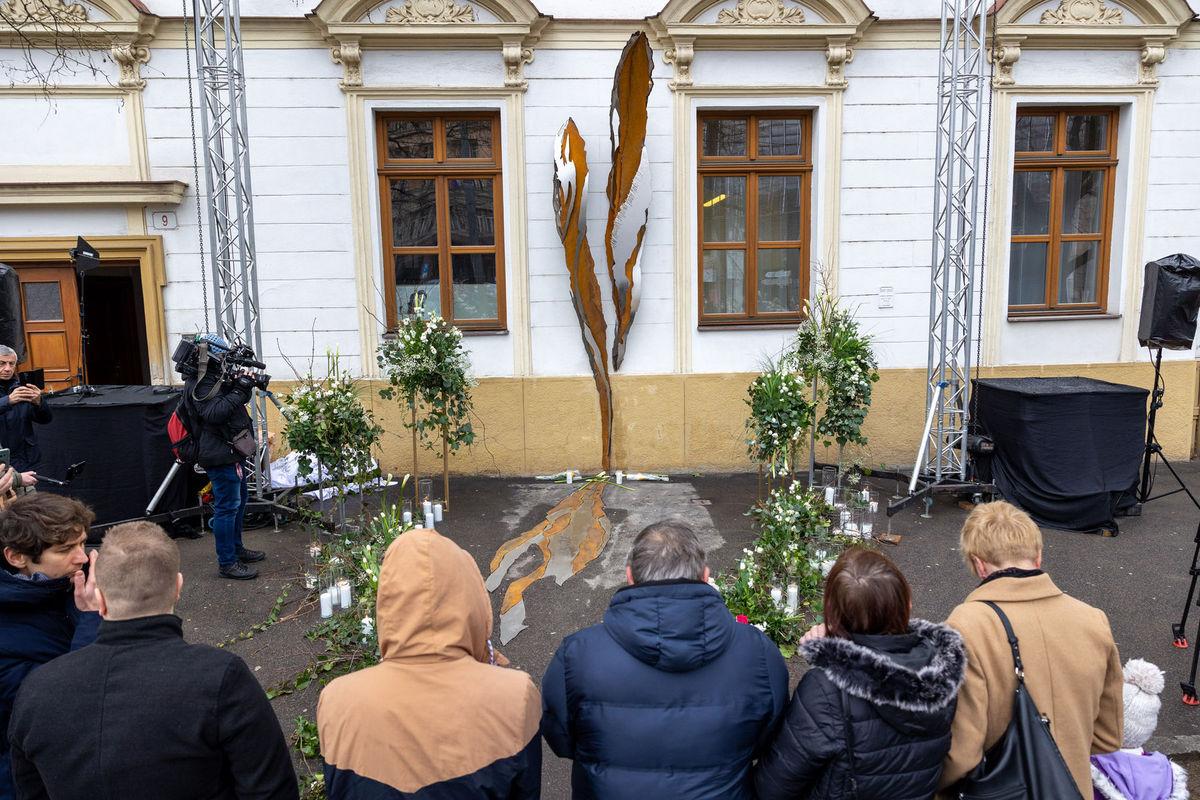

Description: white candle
[402,510,413,525]
[338,580,352,608]
[566,470,574,484]
[861,489,870,503]
[869,501,878,514]
[824,487,836,504]
[433,503,443,522]
[319,590,333,619]
[422,500,433,519]
[862,521,874,538]
[615,470,624,485]
[424,514,434,529]
[770,586,783,608]
[786,584,799,614]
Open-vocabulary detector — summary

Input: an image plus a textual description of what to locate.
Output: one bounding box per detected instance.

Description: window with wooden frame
[376,111,505,331]
[697,111,812,326]
[1009,107,1118,316]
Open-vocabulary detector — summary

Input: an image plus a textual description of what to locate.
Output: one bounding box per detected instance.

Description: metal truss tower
[920,0,988,484]
[191,0,271,495]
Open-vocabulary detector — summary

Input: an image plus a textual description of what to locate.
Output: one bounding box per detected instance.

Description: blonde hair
[959,501,1042,569]
[95,521,180,619]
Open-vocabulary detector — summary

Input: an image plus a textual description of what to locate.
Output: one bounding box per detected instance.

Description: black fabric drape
[972,377,1147,533]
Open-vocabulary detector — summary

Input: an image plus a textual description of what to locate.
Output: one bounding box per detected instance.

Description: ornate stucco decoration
[501,38,534,88]
[1040,0,1124,24]
[991,38,1022,86]
[384,0,475,23]
[651,0,873,91]
[330,40,362,87]
[0,0,88,24]
[111,42,150,89]
[1139,39,1167,84]
[716,0,805,24]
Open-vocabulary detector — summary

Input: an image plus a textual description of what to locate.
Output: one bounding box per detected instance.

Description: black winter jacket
[8,614,297,800]
[755,619,966,800]
[183,369,253,468]
[0,377,52,472]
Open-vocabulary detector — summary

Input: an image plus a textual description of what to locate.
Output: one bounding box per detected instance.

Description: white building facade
[1,0,1198,475]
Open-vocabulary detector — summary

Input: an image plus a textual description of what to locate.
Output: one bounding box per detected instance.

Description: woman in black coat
[754,548,966,800]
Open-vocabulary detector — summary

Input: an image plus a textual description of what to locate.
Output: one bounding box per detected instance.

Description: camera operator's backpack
[168,398,199,465]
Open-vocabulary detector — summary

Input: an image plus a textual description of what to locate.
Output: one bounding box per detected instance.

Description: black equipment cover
[972,377,1146,532]
[0,264,25,362]
[1138,253,1200,351]
[955,602,1084,800]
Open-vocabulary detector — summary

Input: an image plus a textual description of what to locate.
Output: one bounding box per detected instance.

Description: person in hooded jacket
[318,528,541,799]
[754,547,967,800]
[541,520,789,800]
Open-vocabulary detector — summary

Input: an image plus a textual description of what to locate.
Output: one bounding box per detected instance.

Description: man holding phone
[0,345,50,478]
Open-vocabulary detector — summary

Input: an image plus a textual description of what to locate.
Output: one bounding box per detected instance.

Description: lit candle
[861,489,870,503]
[786,584,799,614]
[869,501,878,514]
[402,510,413,526]
[424,514,435,529]
[615,470,624,485]
[422,499,433,519]
[770,586,783,608]
[566,470,574,484]
[433,503,443,523]
[319,590,333,619]
[338,580,352,608]
[824,487,836,504]
[862,521,874,538]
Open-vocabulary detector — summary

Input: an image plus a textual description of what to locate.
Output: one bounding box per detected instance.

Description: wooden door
[15,267,80,391]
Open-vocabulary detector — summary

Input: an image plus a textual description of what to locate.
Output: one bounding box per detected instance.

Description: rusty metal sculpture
[485,482,611,644]
[605,32,654,372]
[554,119,613,471]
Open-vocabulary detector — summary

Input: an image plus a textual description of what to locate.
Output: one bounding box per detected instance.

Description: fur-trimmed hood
[799,619,967,718]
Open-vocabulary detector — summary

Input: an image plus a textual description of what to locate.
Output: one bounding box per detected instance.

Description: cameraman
[0,346,50,477]
[183,346,267,581]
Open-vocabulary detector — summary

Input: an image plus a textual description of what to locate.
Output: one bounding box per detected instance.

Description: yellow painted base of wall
[265,360,1199,477]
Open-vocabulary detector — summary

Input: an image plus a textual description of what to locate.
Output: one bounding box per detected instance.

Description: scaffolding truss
[191,0,271,495]
[921,0,989,484]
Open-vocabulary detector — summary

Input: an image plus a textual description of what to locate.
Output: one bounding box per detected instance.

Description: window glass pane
[394,254,440,317]
[452,253,498,320]
[1015,115,1054,152]
[1011,171,1051,236]
[757,249,802,313]
[757,118,803,157]
[449,178,496,246]
[386,119,434,159]
[701,176,746,242]
[22,282,62,321]
[391,179,437,248]
[1065,114,1108,152]
[1009,242,1047,306]
[758,175,801,242]
[1061,170,1104,234]
[701,119,747,157]
[702,250,745,314]
[445,119,493,159]
[1059,241,1099,304]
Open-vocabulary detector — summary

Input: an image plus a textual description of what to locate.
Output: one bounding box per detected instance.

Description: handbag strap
[980,600,1025,682]
[840,690,859,798]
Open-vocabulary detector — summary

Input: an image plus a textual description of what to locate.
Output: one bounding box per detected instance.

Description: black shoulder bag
[955,601,1084,800]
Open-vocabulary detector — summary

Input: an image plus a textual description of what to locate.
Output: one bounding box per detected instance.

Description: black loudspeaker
[0,264,25,362]
[1138,254,1200,351]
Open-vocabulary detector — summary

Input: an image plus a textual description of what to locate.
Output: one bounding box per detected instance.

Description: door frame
[0,236,169,384]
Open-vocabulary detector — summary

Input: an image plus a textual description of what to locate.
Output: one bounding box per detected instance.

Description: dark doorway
[81,265,150,385]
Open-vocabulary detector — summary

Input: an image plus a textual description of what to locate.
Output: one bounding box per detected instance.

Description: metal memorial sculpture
[485,482,611,644]
[605,31,654,371]
[554,119,614,471]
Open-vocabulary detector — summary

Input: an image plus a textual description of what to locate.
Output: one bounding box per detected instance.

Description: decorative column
[663,36,693,90]
[111,42,150,90]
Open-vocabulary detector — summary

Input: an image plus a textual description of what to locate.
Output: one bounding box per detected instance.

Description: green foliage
[293,716,321,760]
[216,584,291,648]
[717,481,859,657]
[787,292,879,449]
[745,366,814,477]
[298,774,325,800]
[283,352,384,488]
[377,313,476,453]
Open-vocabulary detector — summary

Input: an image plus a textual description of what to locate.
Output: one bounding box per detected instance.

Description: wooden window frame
[376,111,507,332]
[1009,106,1118,317]
[697,110,813,328]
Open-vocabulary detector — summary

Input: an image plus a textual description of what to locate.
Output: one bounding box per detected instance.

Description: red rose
[735,614,749,624]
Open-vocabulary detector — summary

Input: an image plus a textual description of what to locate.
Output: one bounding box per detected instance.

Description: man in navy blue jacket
[541,521,789,800]
[0,494,100,800]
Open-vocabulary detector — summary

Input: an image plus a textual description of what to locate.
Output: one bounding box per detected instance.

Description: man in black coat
[0,345,51,475]
[0,494,99,800]
[7,520,298,800]
[182,341,266,580]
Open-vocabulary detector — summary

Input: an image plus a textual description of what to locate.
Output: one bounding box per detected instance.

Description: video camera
[171,334,270,391]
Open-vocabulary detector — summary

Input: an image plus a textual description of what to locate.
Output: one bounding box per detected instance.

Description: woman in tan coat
[937,501,1124,799]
